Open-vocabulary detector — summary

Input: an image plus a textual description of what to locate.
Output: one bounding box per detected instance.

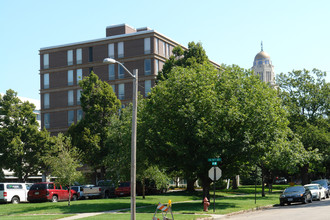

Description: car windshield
[284,186,304,193]
[306,185,318,190]
[312,180,327,186]
[30,184,47,190]
[119,182,130,187]
[71,186,78,192]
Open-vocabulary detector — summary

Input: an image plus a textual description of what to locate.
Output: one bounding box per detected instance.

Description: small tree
[43,134,82,206]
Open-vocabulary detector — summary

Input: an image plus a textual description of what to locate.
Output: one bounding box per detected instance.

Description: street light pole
[103,58,138,220]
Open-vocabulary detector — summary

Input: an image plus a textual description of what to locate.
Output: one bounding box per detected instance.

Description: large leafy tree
[141,63,298,198]
[0,89,51,182]
[68,72,121,182]
[277,69,330,183]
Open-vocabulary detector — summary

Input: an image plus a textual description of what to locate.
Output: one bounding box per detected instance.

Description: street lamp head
[103,58,117,64]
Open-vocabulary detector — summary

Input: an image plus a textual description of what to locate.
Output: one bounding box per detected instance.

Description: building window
[76,48,82,64]
[67,50,73,65]
[166,44,169,57]
[68,110,74,126]
[118,64,125,79]
[111,84,115,92]
[144,59,151,75]
[108,43,114,58]
[155,59,159,75]
[118,84,124,100]
[44,113,50,129]
[43,54,49,69]
[163,42,166,56]
[68,70,74,86]
[44,73,49,89]
[144,38,151,54]
[145,80,151,97]
[89,47,93,62]
[77,69,82,83]
[68,90,74,106]
[77,109,83,122]
[77,89,82,105]
[44,93,49,109]
[89,67,93,74]
[258,60,262,65]
[155,38,159,54]
[118,42,124,58]
[167,44,171,57]
[109,64,115,80]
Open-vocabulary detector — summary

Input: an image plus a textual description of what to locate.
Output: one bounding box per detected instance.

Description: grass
[0,184,288,219]
[0,214,73,219]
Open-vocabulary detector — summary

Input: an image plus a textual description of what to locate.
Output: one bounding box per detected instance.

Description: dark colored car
[311,179,329,198]
[27,182,78,202]
[279,186,312,206]
[115,180,167,197]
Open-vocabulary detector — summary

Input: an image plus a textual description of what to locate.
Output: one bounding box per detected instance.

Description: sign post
[208,158,222,212]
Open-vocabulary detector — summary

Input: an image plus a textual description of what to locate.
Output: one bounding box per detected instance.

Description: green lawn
[0,185,287,219]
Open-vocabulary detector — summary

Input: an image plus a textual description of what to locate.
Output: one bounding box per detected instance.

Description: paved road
[223,199,330,220]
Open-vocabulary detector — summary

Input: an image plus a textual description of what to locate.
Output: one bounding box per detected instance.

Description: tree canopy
[0,89,51,182]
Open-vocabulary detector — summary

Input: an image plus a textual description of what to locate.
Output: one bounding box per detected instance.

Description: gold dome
[254,51,270,60]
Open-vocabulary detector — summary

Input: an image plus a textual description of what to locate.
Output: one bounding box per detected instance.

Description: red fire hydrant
[203,197,210,212]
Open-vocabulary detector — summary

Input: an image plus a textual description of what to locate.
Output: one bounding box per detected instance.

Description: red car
[115,182,131,196]
[27,182,78,202]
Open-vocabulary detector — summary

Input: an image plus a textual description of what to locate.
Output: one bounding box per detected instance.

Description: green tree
[68,72,121,182]
[157,41,209,81]
[141,64,297,199]
[0,90,51,182]
[277,69,330,183]
[43,134,82,206]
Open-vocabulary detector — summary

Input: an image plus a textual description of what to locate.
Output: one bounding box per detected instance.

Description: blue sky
[1,0,329,100]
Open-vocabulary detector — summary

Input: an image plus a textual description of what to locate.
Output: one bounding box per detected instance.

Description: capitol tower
[251,42,275,86]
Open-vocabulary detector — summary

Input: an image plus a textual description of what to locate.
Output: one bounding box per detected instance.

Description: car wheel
[52,195,58,202]
[280,202,285,206]
[72,194,78,201]
[309,194,313,203]
[11,196,20,204]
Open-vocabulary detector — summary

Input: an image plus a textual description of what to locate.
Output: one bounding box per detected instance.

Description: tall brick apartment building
[39,24,183,134]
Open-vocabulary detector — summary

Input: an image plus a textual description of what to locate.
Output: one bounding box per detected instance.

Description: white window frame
[68,90,74,106]
[144,38,151,54]
[118,84,124,100]
[145,80,151,97]
[118,42,124,58]
[43,54,49,69]
[108,43,115,58]
[44,73,49,89]
[67,50,73,65]
[44,93,49,109]
[76,48,82,64]
[68,70,74,86]
[76,69,82,83]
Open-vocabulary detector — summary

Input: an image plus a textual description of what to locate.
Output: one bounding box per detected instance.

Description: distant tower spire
[261,41,263,51]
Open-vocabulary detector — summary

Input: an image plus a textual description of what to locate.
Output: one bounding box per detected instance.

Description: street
[224,199,330,220]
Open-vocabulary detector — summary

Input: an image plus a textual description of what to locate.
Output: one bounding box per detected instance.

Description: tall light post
[103,58,138,220]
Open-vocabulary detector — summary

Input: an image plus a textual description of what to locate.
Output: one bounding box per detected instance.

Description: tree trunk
[232,176,238,189]
[142,178,146,199]
[186,178,195,192]
[261,169,265,197]
[201,177,211,201]
[68,185,72,206]
[301,164,309,185]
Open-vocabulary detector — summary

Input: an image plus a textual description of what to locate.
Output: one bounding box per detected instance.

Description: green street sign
[212,162,217,165]
[208,158,221,162]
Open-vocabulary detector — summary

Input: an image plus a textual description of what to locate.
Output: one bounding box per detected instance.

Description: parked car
[27,182,78,202]
[304,184,326,201]
[279,186,312,206]
[311,179,329,198]
[115,182,130,196]
[97,180,116,198]
[0,182,33,204]
[71,186,85,200]
[275,177,287,184]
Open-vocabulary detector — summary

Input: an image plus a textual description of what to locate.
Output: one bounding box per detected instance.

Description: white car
[304,184,326,201]
[0,182,33,204]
